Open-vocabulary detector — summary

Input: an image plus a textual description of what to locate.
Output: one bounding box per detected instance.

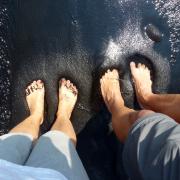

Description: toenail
[25,89,29,95]
[27,88,31,95]
[30,87,35,91]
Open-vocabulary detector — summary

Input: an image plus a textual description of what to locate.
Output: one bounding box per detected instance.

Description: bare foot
[57,78,78,119]
[100,69,124,113]
[26,80,45,124]
[130,62,153,108]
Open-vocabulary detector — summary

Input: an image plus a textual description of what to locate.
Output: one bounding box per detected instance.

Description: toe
[102,74,105,80]
[141,64,146,69]
[30,85,35,92]
[138,63,142,68]
[112,69,117,73]
[74,86,78,92]
[25,89,30,96]
[130,61,136,69]
[112,69,119,76]
[37,80,42,84]
[66,80,71,88]
[69,83,74,90]
[37,80,44,89]
[33,81,39,89]
[28,86,33,94]
[130,62,137,74]
[68,82,78,96]
[30,81,37,91]
[32,81,36,87]
[104,72,108,77]
[73,86,78,95]
[145,66,150,72]
[60,78,66,86]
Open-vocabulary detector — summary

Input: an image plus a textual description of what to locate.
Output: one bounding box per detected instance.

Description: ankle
[109,100,125,114]
[57,107,72,120]
[140,92,154,108]
[56,113,71,122]
[30,113,43,124]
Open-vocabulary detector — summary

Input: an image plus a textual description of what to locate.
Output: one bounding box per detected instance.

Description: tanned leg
[130,62,180,122]
[100,69,154,143]
[51,78,78,146]
[10,80,45,140]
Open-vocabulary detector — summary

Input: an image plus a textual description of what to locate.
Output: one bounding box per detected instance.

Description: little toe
[72,85,78,95]
[74,86,78,93]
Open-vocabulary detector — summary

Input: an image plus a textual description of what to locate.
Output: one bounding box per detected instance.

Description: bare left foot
[26,80,45,124]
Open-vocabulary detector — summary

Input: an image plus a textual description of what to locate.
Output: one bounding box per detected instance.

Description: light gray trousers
[0,130,89,180]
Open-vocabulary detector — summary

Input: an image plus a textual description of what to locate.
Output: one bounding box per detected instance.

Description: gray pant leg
[25,130,89,180]
[0,133,33,165]
[123,113,180,180]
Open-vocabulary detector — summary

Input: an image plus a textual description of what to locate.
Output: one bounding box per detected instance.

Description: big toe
[37,80,44,89]
[60,78,66,86]
[112,69,119,78]
[130,62,137,75]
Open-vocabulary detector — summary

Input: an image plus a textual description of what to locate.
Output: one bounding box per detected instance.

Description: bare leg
[51,78,78,146]
[100,70,154,142]
[130,62,180,122]
[10,80,45,140]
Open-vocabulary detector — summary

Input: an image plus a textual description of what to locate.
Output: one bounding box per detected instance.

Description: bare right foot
[130,62,153,108]
[57,78,78,120]
[100,69,125,113]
